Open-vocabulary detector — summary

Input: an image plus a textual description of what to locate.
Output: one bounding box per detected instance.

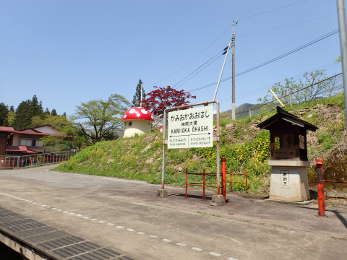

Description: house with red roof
[0,125,62,155]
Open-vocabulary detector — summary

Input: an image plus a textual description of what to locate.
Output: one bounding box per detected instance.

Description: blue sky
[0,0,342,115]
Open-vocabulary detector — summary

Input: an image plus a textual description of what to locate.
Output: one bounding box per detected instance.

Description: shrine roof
[257,106,318,132]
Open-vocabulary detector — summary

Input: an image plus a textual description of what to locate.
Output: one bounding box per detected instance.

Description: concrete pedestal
[210,195,226,206]
[157,188,168,198]
[269,160,310,202]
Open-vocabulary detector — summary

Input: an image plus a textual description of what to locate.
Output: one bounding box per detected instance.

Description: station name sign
[167,105,213,149]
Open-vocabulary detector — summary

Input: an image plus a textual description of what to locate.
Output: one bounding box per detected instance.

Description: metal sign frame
[161,100,221,194]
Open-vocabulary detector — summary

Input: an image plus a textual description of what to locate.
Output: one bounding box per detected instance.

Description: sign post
[159,100,221,199]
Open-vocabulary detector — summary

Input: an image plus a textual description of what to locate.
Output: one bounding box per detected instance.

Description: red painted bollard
[315,158,325,216]
[221,158,227,201]
[317,183,326,216]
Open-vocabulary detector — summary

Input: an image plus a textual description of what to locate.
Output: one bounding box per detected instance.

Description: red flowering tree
[142,86,196,118]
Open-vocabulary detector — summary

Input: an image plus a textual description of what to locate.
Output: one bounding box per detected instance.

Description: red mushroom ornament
[122,107,153,138]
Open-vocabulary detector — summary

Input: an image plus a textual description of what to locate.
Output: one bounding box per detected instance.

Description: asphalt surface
[0,165,346,260]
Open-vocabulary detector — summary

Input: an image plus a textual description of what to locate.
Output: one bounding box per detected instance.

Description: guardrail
[0,151,75,169]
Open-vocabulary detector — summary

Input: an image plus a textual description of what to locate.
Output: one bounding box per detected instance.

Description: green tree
[0,103,9,125]
[259,70,341,105]
[44,108,51,115]
[132,79,145,107]
[7,111,15,126]
[73,94,130,144]
[14,100,32,129]
[14,95,44,129]
[51,109,57,116]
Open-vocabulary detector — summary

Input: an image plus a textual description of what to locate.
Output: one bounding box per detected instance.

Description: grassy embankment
[56,94,346,194]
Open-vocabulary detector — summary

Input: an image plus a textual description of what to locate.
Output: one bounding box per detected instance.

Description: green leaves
[259,70,341,106]
[74,93,131,144]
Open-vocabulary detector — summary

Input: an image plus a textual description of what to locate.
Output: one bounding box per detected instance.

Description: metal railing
[0,151,76,169]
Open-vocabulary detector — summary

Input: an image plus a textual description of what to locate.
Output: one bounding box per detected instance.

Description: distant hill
[223,103,264,119]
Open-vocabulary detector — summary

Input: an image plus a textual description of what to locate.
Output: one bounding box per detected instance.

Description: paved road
[0,166,346,260]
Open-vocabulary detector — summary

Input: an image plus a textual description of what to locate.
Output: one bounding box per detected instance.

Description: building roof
[122,107,154,121]
[0,126,59,136]
[16,129,48,136]
[6,146,37,154]
[0,126,15,133]
[257,106,318,132]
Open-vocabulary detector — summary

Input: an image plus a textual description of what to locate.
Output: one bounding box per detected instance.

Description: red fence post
[221,158,227,201]
[317,183,326,216]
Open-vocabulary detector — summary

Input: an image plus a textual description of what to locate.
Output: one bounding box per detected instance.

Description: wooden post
[229,171,233,192]
[202,169,206,200]
[245,172,248,190]
[185,169,188,199]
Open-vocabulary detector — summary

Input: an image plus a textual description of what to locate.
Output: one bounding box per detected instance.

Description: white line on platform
[149,235,158,238]
[176,242,187,247]
[107,223,114,226]
[227,257,239,260]
[126,228,135,232]
[137,231,145,235]
[209,252,222,257]
[162,238,171,243]
[192,247,203,252]
[116,225,124,229]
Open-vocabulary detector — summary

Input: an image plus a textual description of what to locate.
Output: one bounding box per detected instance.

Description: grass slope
[56,94,346,194]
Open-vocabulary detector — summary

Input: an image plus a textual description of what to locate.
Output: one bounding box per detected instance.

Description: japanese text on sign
[167,105,213,149]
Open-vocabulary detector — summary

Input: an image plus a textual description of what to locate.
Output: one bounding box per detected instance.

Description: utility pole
[231,32,236,120]
[337,0,347,128]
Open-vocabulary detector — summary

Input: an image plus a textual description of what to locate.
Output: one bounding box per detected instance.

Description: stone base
[269,165,310,202]
[157,189,168,198]
[210,195,226,206]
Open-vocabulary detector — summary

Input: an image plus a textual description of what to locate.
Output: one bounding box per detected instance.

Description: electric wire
[163,0,310,88]
[172,49,224,88]
[269,72,342,104]
[188,29,339,93]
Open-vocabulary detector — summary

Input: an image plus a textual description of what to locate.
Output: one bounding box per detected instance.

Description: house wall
[34,126,60,135]
[12,134,43,147]
[12,135,20,146]
[123,120,151,138]
[0,133,7,155]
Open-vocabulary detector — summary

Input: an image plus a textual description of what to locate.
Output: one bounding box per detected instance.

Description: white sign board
[167,105,213,149]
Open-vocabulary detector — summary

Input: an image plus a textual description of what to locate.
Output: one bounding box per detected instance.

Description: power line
[163,1,311,89]
[264,72,342,106]
[234,72,342,118]
[198,0,308,55]
[188,29,339,93]
[172,49,224,88]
